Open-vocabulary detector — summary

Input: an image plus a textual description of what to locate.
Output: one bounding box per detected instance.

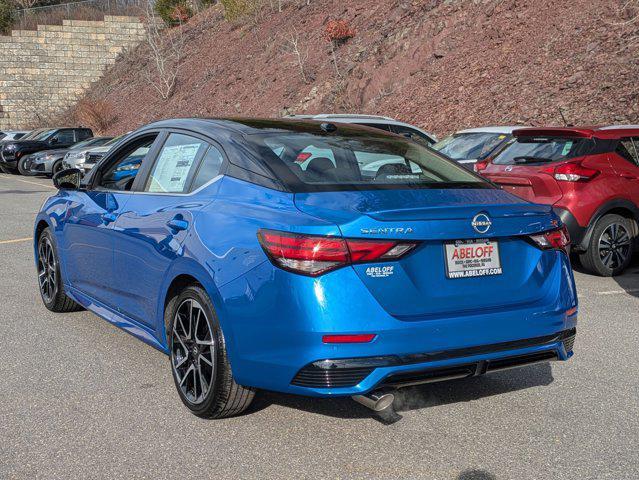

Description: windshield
[31,129,56,141]
[493,136,593,165]
[71,137,111,150]
[246,132,490,192]
[433,132,511,161]
[103,135,123,147]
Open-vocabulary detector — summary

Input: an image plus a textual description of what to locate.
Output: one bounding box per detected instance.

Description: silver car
[27,137,112,176]
[62,136,122,174]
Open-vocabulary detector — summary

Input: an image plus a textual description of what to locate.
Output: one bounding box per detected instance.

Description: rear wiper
[513,156,554,164]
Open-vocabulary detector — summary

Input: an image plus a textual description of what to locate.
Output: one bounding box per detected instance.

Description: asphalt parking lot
[0,172,637,480]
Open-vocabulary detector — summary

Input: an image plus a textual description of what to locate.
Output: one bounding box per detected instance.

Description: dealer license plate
[445,239,502,279]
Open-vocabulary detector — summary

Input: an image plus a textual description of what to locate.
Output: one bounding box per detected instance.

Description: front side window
[145,133,208,193]
[493,136,593,165]
[434,132,510,161]
[251,132,488,191]
[52,130,75,145]
[98,136,156,191]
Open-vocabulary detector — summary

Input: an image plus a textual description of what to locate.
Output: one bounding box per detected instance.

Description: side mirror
[53,168,82,190]
[49,137,58,145]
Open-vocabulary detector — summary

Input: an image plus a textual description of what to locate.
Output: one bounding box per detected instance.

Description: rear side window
[391,125,434,146]
[248,132,488,192]
[616,138,639,166]
[146,133,208,193]
[492,136,593,165]
[191,145,224,190]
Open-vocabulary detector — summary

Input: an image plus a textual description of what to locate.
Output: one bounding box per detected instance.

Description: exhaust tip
[352,390,395,412]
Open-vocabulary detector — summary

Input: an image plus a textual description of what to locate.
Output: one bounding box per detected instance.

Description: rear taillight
[528,225,570,254]
[474,160,489,173]
[541,161,599,182]
[257,229,418,276]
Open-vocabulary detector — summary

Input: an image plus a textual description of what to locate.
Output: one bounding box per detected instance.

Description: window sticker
[561,141,573,156]
[148,143,201,193]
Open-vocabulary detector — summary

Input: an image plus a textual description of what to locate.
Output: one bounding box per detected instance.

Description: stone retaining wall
[0,15,145,129]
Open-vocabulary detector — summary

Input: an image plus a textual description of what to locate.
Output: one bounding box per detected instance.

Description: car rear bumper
[218,255,578,397]
[553,206,586,249]
[290,328,575,394]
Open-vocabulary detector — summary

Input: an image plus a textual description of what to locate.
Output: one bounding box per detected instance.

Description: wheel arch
[33,217,52,264]
[580,199,639,250]
[157,260,229,352]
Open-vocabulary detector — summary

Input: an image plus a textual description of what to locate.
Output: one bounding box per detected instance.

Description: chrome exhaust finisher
[352,389,395,412]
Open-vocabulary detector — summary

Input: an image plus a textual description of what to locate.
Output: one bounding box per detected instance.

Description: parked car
[62,134,124,174]
[286,114,438,145]
[433,126,519,170]
[35,118,577,418]
[23,136,112,177]
[0,127,93,174]
[482,125,639,276]
[0,130,29,143]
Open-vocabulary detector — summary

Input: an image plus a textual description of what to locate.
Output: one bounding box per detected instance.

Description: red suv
[482,126,639,276]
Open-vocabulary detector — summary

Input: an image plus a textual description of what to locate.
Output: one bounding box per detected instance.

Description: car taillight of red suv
[482,126,639,276]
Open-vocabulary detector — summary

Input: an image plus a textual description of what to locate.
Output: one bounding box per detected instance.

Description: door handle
[167,218,189,232]
[102,212,117,224]
[620,173,638,180]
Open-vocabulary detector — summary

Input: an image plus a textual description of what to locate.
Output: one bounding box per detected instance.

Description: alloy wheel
[598,222,631,270]
[37,237,57,302]
[171,299,216,405]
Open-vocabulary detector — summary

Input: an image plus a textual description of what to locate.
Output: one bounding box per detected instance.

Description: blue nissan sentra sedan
[34,118,577,418]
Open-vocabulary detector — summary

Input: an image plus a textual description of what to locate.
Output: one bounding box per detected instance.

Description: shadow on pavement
[613,261,639,299]
[457,469,497,480]
[249,362,554,422]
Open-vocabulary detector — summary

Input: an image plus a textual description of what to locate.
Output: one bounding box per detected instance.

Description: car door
[110,131,225,328]
[61,132,161,309]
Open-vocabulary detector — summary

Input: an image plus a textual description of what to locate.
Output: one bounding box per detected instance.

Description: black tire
[37,228,83,312]
[17,157,36,176]
[0,163,16,174]
[51,159,64,177]
[166,285,255,418]
[579,214,634,277]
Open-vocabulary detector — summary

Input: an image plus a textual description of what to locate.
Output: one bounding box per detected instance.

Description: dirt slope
[82,0,639,136]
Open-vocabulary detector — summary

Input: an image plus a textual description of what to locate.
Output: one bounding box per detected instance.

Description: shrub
[0,0,16,35]
[74,98,114,135]
[324,19,355,45]
[155,0,193,26]
[220,0,261,22]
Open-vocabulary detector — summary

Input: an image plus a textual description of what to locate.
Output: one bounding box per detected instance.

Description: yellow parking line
[0,237,32,245]
[0,174,56,190]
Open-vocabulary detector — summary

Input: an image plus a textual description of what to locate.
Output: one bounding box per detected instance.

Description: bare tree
[142,1,184,100]
[11,0,39,9]
[283,29,309,83]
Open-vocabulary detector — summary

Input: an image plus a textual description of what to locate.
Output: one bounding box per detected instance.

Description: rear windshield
[493,136,593,165]
[433,132,511,161]
[245,132,490,192]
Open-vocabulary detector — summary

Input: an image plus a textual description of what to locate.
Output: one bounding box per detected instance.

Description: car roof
[286,114,397,122]
[512,125,639,139]
[139,117,409,137]
[456,126,522,135]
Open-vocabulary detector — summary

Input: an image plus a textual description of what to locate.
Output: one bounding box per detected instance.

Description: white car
[433,126,522,171]
[285,114,437,145]
[63,134,126,173]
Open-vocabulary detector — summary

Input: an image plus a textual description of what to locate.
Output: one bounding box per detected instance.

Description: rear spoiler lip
[512,128,594,139]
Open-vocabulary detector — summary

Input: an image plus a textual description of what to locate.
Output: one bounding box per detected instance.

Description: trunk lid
[294,188,560,319]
